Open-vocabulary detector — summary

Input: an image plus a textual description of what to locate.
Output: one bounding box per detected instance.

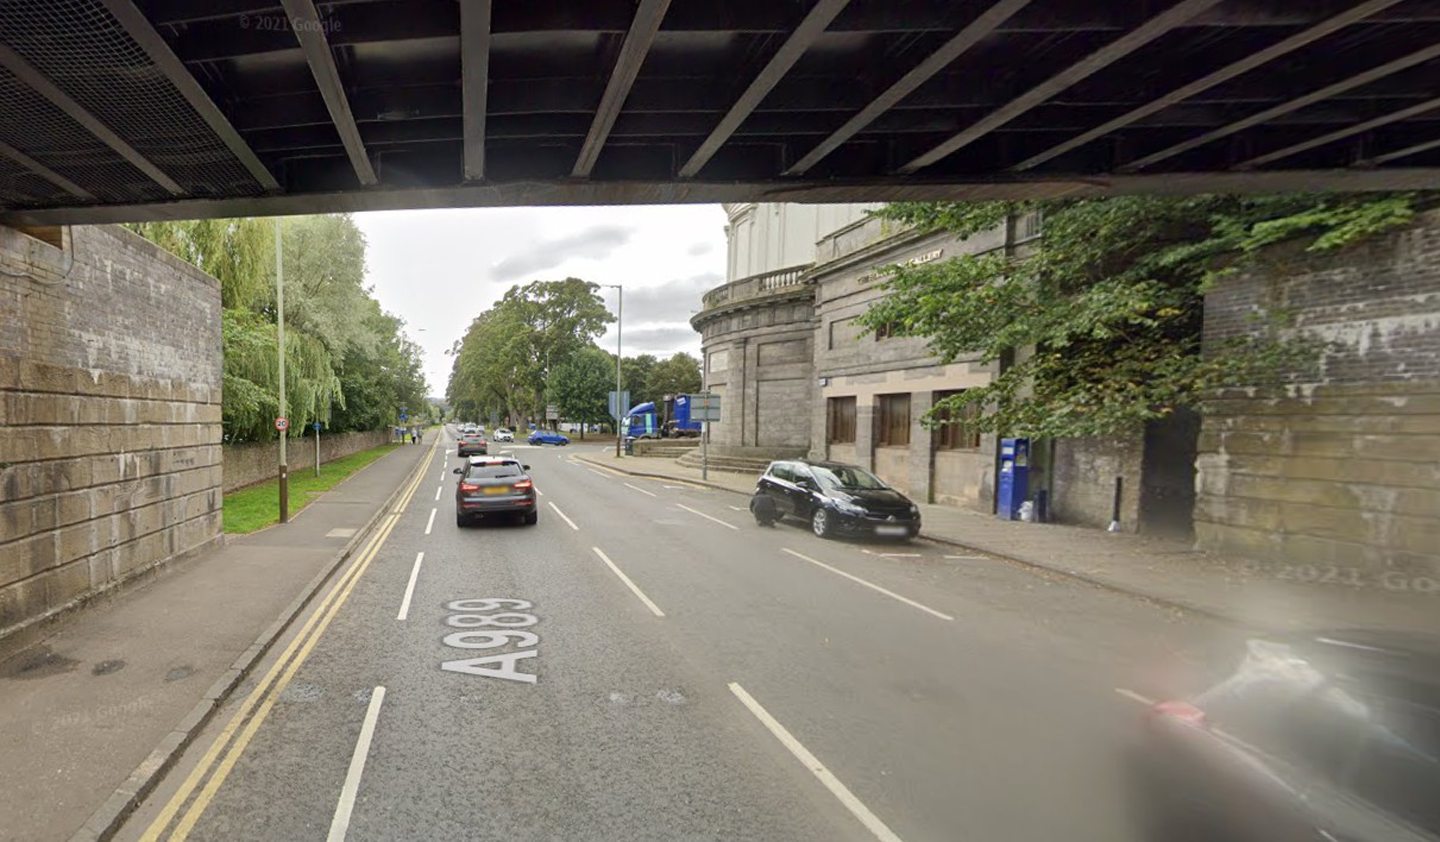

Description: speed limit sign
[274,416,289,432]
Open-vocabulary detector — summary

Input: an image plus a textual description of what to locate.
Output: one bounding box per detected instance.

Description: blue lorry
[624,395,702,439]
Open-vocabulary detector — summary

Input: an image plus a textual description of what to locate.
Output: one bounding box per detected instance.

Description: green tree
[860,193,1419,439]
[620,353,657,407]
[546,345,614,439]
[646,352,702,400]
[445,278,614,425]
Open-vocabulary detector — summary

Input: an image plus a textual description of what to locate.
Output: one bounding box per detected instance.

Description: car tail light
[459,483,479,493]
[1151,700,1207,727]
[513,479,533,490]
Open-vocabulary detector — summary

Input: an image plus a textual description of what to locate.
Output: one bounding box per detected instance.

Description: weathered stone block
[43,561,93,611]
[0,575,45,629]
[0,533,56,583]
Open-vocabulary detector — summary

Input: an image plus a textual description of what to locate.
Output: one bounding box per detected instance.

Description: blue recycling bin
[996,437,1030,520]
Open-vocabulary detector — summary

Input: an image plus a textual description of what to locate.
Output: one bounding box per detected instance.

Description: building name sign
[859,248,944,284]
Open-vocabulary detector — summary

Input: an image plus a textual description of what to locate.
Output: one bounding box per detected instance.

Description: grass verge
[223,442,403,534]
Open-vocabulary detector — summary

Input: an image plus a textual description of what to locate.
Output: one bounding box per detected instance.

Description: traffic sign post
[607,389,631,457]
[685,393,721,481]
[313,420,322,477]
[607,390,631,421]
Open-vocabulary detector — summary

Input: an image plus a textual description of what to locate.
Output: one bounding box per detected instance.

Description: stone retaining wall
[1197,211,1440,574]
[1,224,223,645]
[222,429,391,492]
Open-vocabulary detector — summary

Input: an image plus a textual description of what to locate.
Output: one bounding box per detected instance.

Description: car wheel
[811,507,833,539]
[523,510,538,525]
[750,494,777,527]
[455,512,467,528]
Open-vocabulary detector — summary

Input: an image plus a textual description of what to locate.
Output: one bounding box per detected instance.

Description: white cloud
[491,224,635,281]
[355,205,726,393]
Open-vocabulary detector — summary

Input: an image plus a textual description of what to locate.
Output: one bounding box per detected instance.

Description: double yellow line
[141,440,437,841]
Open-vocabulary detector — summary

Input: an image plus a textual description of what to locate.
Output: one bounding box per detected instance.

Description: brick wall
[222,429,391,492]
[0,224,223,646]
[1197,210,1440,574]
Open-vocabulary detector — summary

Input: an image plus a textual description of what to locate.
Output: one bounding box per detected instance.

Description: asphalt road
[118,427,1246,842]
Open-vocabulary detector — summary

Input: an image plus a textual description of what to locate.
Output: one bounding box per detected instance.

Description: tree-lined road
[119,427,1243,841]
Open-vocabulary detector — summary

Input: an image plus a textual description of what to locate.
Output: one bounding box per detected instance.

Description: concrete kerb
[575,453,1247,628]
[68,441,435,842]
[911,533,1244,628]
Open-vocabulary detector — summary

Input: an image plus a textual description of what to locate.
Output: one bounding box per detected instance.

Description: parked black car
[750,459,920,540]
[1128,629,1440,842]
[454,457,536,526]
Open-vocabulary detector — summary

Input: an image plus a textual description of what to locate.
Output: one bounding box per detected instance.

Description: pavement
[575,448,1439,635]
[0,438,435,842]
[9,430,1435,842]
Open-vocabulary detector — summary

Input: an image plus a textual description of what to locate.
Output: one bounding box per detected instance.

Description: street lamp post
[605,285,622,457]
[275,217,289,523]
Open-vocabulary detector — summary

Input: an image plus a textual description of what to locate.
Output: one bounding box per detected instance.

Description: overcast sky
[354,204,728,396]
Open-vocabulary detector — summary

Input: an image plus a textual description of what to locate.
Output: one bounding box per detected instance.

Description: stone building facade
[694,202,1437,577]
[693,203,1020,511]
[0,224,224,648]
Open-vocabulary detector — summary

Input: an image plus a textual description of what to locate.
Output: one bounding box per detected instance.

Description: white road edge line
[1114,688,1157,706]
[434,486,442,501]
[327,685,387,842]
[535,488,544,496]
[549,501,579,530]
[623,482,658,498]
[781,548,953,622]
[728,505,745,511]
[676,503,738,530]
[593,547,665,617]
[585,468,608,478]
[879,553,921,558]
[424,508,437,535]
[728,682,903,842]
[396,552,425,621]
[944,555,985,560]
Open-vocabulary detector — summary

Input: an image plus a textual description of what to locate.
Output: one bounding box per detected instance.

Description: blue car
[528,430,569,446]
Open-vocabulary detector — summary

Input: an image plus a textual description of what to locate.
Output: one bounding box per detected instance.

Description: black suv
[750,459,920,540]
[454,457,536,526]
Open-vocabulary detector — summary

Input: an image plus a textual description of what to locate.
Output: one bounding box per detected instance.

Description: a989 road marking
[439,598,539,684]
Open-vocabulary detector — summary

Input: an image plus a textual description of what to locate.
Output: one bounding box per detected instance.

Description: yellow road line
[140,441,434,840]
[169,511,402,840]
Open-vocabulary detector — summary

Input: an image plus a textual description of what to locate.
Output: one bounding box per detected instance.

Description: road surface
[117,427,1244,842]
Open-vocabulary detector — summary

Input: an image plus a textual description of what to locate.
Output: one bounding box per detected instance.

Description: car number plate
[483,486,508,495]
[874,525,908,536]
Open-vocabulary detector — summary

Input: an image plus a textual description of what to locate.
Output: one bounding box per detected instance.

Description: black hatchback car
[750,459,920,540]
[1129,630,1440,842]
[454,457,536,526]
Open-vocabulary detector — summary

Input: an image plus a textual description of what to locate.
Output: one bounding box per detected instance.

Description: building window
[1013,210,1043,243]
[933,390,981,450]
[876,393,910,447]
[827,397,856,444]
